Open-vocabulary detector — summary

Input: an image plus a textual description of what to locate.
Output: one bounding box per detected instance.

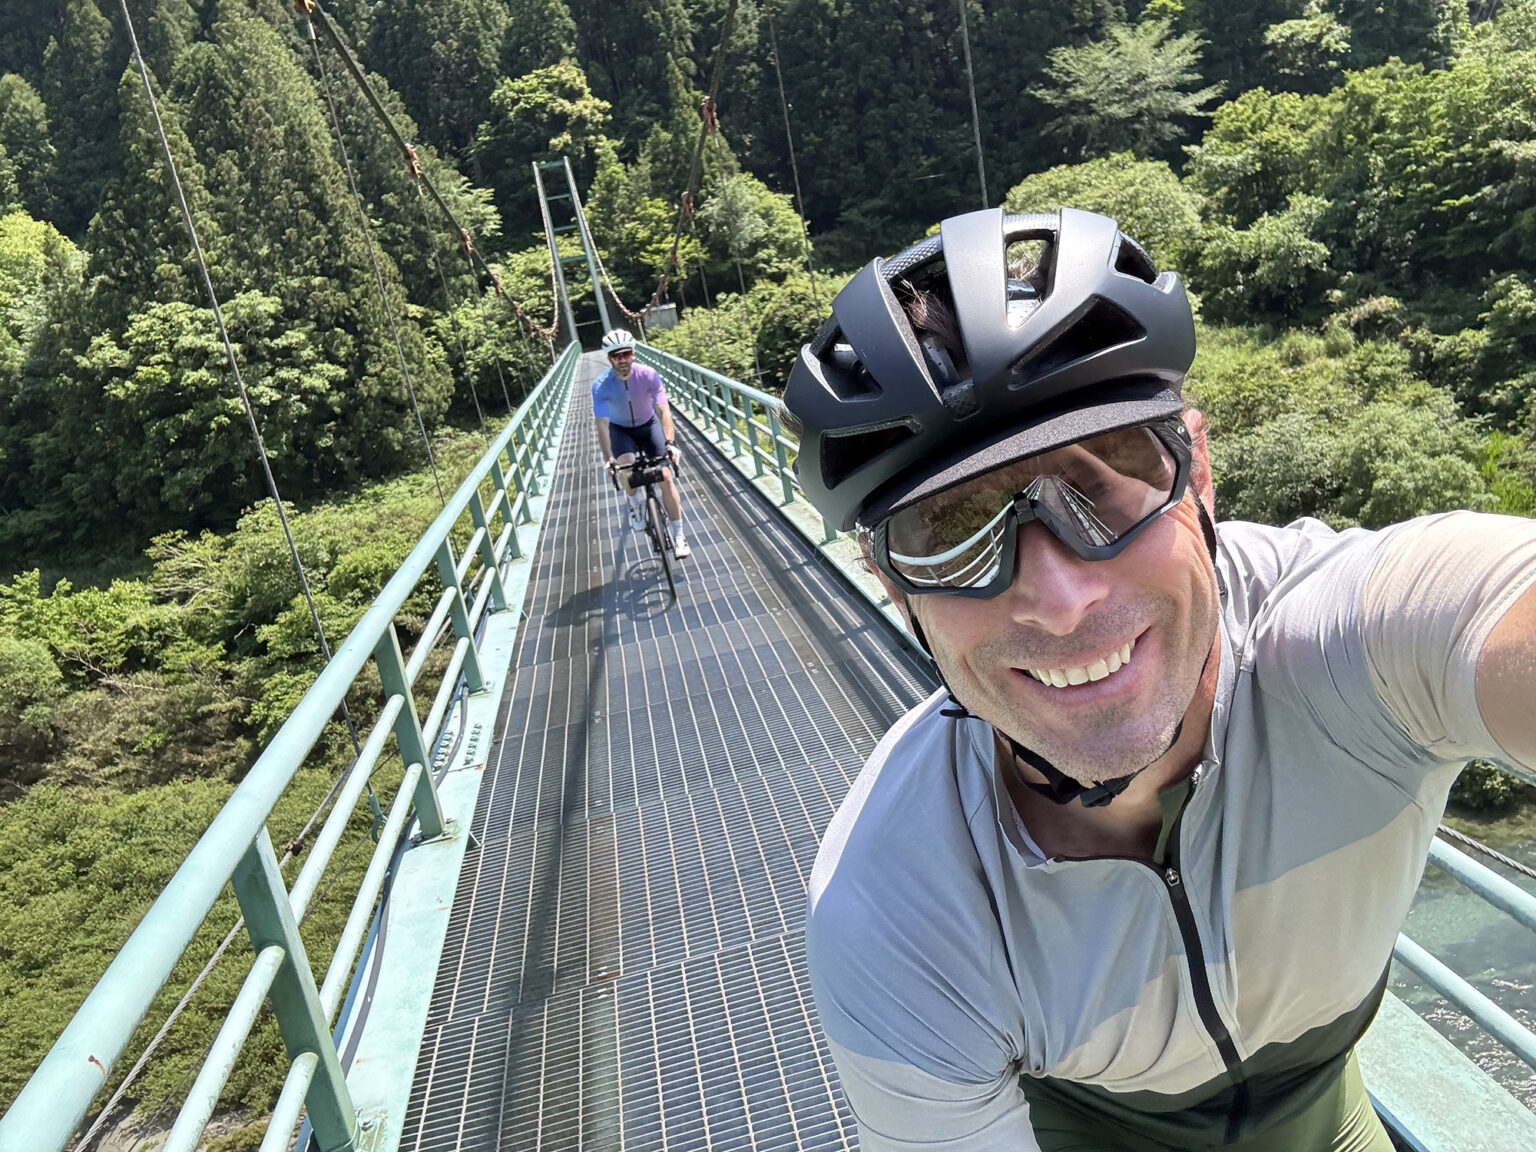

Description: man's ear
[1185,408,1215,518]
[860,533,916,629]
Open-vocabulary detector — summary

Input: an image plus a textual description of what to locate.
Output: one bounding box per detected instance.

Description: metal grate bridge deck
[400,353,935,1150]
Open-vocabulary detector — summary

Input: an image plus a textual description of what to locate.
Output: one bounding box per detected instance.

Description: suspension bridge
[4,2,1536,1149]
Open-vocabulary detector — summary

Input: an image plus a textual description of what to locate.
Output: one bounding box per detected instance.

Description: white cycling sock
[628,492,644,509]
[669,519,683,539]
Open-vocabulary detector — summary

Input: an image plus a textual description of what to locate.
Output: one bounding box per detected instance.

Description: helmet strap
[1006,732,1165,808]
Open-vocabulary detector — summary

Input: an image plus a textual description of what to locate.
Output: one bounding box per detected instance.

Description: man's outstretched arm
[1478,579,1536,769]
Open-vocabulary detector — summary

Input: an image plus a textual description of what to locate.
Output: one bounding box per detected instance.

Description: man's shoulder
[1215,517,1392,627]
[809,691,991,914]
[806,693,1019,1080]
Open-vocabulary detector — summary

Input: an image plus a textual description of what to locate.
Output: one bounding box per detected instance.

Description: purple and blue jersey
[591,363,668,428]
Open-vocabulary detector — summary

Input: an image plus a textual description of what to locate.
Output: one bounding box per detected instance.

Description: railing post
[373,624,447,840]
[509,435,539,504]
[748,398,766,478]
[490,460,522,561]
[467,493,509,611]
[231,830,357,1152]
[768,407,794,505]
[434,541,487,693]
[713,377,731,444]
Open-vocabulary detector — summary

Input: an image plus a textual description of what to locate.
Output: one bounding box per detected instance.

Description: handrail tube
[470,569,496,632]
[1393,934,1536,1072]
[161,945,286,1152]
[373,628,443,840]
[319,762,424,1019]
[288,695,404,921]
[1428,837,1536,935]
[643,346,783,412]
[0,341,577,1147]
[419,639,471,757]
[259,1051,319,1152]
[406,588,457,687]
[468,493,508,612]
[456,527,485,584]
[231,832,356,1150]
[492,523,515,567]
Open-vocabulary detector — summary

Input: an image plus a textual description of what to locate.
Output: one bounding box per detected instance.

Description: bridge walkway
[399,352,934,1150]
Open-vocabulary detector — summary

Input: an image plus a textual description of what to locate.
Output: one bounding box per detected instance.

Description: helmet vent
[1114,239,1157,283]
[822,344,882,401]
[820,423,915,489]
[1010,297,1145,385]
[810,317,842,357]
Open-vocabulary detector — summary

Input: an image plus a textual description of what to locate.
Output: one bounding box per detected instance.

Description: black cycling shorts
[609,416,666,462]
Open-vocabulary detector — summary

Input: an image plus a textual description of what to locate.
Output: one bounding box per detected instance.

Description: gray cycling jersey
[806,512,1536,1151]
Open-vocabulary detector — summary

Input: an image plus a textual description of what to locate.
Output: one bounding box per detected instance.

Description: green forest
[3,0,1536,1137]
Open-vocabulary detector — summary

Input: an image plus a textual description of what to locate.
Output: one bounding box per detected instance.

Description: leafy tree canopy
[1037,17,1224,160]
[1002,153,1204,271]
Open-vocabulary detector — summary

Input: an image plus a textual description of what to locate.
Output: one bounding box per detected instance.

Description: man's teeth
[1027,640,1135,687]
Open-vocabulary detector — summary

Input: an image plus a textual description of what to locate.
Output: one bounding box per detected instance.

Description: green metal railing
[638,344,836,539]
[0,342,579,1152]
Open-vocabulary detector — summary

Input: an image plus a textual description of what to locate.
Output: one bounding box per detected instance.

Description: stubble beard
[933,593,1207,784]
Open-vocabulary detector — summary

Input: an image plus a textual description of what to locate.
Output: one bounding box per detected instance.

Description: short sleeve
[1361,511,1536,762]
[824,1036,1040,1151]
[648,367,668,407]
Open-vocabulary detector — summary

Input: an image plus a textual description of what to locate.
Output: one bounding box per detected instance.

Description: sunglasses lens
[884,425,1180,592]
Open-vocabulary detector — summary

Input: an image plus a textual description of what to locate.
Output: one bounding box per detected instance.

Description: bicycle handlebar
[609,451,681,492]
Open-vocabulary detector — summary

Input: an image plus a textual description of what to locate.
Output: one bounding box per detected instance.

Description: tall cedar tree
[194,11,451,486]
[566,0,695,155]
[42,0,122,236]
[501,0,579,78]
[0,76,57,222]
[363,0,510,156]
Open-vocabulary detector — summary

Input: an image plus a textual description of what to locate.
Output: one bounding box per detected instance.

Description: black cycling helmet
[784,206,1196,532]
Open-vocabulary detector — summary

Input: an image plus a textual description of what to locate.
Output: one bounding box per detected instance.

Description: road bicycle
[610,452,680,601]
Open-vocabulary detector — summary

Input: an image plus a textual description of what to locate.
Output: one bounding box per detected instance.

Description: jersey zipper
[1155,761,1249,1144]
[1155,857,1250,1143]
[1028,760,1251,1140]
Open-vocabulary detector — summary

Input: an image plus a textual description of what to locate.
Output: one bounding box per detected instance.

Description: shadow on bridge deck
[400,353,935,1150]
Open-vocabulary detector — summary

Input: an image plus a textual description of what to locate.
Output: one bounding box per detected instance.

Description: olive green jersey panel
[1024,1049,1393,1152]
[1020,969,1388,1145]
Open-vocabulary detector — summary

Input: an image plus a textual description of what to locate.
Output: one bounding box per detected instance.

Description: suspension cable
[767,6,819,308]
[426,236,486,426]
[304,1,558,352]
[113,0,362,757]
[302,13,446,500]
[80,12,381,1141]
[1438,823,1536,882]
[650,0,742,306]
[956,0,988,209]
[705,122,763,381]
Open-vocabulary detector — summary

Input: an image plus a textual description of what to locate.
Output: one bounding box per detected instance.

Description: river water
[1391,800,1536,1112]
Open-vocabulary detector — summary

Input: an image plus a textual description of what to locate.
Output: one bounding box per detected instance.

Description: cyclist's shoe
[672,535,691,559]
[627,503,646,531]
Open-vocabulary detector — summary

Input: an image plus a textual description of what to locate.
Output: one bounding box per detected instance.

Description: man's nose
[1002,521,1111,635]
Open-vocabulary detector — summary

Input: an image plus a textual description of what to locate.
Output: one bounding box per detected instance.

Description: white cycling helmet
[601,328,636,354]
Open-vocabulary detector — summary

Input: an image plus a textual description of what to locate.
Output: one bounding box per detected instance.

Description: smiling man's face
[900,445,1219,785]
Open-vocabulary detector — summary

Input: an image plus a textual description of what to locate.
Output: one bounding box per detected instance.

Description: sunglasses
[607,349,635,360]
[868,418,1192,599]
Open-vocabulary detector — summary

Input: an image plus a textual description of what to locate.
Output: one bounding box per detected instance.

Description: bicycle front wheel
[647,493,677,602]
